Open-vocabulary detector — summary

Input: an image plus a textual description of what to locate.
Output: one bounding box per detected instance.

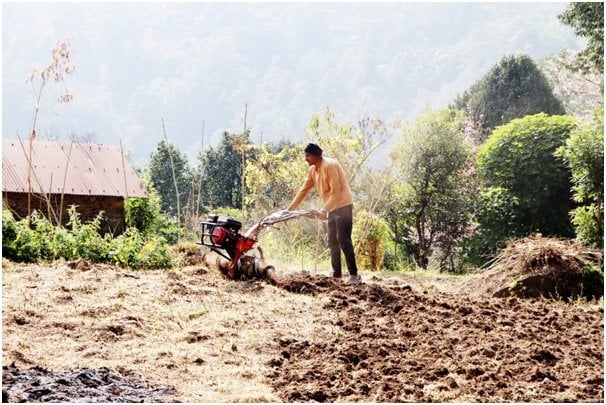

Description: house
[2,138,148,233]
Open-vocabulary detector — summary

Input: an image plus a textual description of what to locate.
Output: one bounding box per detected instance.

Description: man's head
[304,143,323,166]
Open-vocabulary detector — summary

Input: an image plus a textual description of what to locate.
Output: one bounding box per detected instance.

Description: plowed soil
[267,272,603,402]
[2,257,603,402]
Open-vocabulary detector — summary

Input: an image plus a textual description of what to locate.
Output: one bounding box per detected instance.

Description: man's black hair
[304,143,323,156]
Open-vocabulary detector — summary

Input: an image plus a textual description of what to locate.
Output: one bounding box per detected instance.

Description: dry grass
[462,235,604,299]
[487,235,602,276]
[2,259,334,402]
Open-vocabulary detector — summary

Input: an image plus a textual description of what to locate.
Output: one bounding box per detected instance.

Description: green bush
[2,209,20,260]
[140,236,173,269]
[107,229,173,269]
[3,210,41,262]
[353,210,390,271]
[67,206,106,262]
[556,106,604,248]
[582,264,604,300]
[570,205,603,249]
[125,189,182,244]
[51,226,77,260]
[382,245,414,272]
[474,113,576,258]
[2,206,174,269]
[107,228,144,268]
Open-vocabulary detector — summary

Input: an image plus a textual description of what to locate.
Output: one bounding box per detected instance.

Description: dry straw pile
[475,235,603,299]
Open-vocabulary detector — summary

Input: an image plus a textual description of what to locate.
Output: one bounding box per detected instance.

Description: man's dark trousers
[327,204,358,277]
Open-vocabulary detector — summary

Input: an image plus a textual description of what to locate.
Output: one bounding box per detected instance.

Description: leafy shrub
[570,205,603,248]
[353,210,390,271]
[2,210,20,260]
[556,106,604,248]
[107,228,144,268]
[474,113,576,258]
[2,206,174,269]
[382,245,414,272]
[582,264,604,300]
[125,197,157,233]
[139,236,173,269]
[3,210,41,262]
[125,187,182,244]
[51,226,77,260]
[391,108,476,270]
[67,206,106,262]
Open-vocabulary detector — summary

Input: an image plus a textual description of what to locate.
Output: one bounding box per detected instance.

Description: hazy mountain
[2,2,582,168]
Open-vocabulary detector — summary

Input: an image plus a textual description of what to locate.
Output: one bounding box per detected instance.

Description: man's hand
[311,208,328,220]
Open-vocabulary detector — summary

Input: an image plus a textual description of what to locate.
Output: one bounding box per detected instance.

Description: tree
[146,140,193,220]
[559,2,604,74]
[390,108,476,271]
[197,131,252,210]
[452,55,565,142]
[305,108,391,191]
[557,106,604,248]
[244,140,306,215]
[474,113,576,258]
[539,50,603,121]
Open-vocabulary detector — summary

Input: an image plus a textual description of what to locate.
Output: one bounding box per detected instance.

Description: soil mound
[2,363,177,403]
[473,236,603,300]
[267,271,343,295]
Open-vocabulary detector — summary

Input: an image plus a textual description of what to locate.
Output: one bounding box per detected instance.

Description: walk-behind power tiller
[198,210,315,279]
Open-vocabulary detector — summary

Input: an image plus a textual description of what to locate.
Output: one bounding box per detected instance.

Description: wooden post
[162,118,181,229]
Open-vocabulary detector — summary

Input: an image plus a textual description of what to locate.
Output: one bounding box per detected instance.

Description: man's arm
[287,168,315,210]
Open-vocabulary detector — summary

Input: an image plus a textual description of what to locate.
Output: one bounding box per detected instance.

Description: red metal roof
[2,139,148,198]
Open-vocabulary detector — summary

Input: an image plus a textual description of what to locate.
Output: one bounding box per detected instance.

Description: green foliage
[244,141,306,215]
[557,107,604,203]
[2,207,173,269]
[382,245,414,272]
[464,187,520,265]
[204,206,244,222]
[125,177,182,244]
[390,108,476,271]
[305,109,390,191]
[107,228,144,268]
[570,205,603,249]
[380,182,417,264]
[107,229,173,269]
[539,50,603,121]
[475,113,576,258]
[581,264,604,300]
[353,210,390,271]
[146,140,193,219]
[556,106,604,248]
[125,197,156,232]
[197,131,252,210]
[3,210,42,262]
[453,55,565,141]
[66,206,107,262]
[559,2,604,73]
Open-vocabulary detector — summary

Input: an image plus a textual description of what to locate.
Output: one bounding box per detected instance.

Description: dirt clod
[2,363,176,402]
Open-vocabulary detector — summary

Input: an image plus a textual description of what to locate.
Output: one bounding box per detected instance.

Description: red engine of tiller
[199,210,313,279]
